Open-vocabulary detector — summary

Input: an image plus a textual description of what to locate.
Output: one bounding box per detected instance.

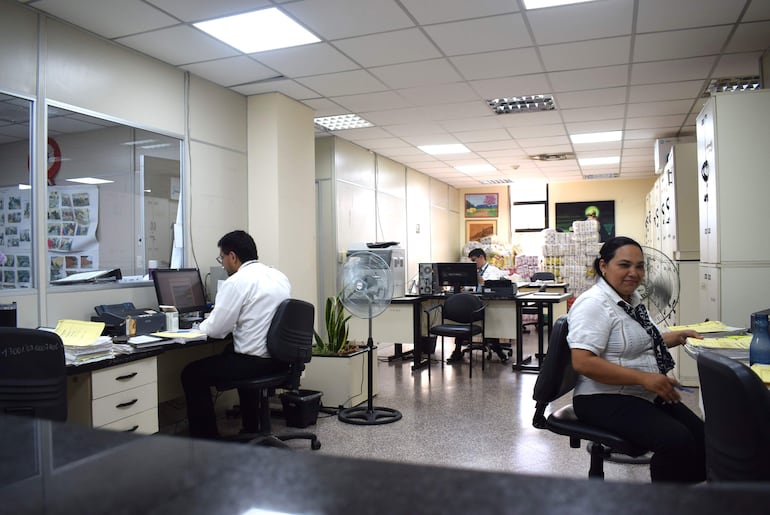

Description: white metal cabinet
[91,357,159,434]
[660,143,698,261]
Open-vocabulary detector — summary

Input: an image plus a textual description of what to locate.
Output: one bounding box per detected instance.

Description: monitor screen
[152,268,207,314]
[436,262,478,293]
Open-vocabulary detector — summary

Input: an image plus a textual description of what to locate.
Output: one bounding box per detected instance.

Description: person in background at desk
[446,248,508,364]
[181,230,290,439]
[568,236,705,483]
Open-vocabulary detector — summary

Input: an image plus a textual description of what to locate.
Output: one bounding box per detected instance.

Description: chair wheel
[312,440,322,450]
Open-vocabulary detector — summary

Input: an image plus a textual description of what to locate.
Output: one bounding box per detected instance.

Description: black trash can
[280,389,323,428]
[420,335,437,354]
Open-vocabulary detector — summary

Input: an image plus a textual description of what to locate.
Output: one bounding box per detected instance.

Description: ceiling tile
[333,28,441,68]
[182,56,279,86]
[633,26,731,62]
[282,0,414,40]
[525,0,634,45]
[369,59,463,89]
[625,114,687,130]
[555,87,627,109]
[146,0,271,22]
[744,1,770,21]
[331,91,412,113]
[400,0,518,24]
[469,75,552,99]
[423,14,532,56]
[451,48,543,81]
[506,124,566,139]
[337,127,394,140]
[560,104,626,123]
[540,37,631,72]
[453,128,511,143]
[115,25,238,65]
[549,65,628,92]
[33,0,178,38]
[565,119,624,133]
[385,122,446,137]
[397,83,479,106]
[636,0,745,32]
[712,51,763,77]
[296,70,388,97]
[726,21,770,53]
[626,99,695,118]
[232,79,319,98]
[630,56,717,85]
[628,80,705,102]
[253,43,358,77]
[301,97,347,116]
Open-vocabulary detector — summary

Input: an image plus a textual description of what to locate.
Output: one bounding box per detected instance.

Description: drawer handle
[124,425,139,433]
[116,399,138,409]
[115,372,138,381]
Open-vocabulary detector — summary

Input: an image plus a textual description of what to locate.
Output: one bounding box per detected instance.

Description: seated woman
[567,236,706,483]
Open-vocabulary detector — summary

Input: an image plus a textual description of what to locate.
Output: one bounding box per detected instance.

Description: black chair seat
[215,370,290,392]
[430,324,482,339]
[547,405,647,457]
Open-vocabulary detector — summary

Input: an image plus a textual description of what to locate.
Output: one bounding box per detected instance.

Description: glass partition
[45,105,182,283]
[0,92,33,288]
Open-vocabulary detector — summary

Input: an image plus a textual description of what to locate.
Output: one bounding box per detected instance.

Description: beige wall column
[246,93,317,305]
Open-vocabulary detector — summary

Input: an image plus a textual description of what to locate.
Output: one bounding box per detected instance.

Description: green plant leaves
[313,294,351,355]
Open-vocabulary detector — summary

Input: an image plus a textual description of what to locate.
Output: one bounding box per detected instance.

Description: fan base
[338,406,402,425]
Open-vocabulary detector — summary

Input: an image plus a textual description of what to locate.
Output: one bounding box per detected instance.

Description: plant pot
[301,346,378,409]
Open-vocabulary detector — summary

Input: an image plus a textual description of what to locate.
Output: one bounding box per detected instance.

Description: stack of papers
[668,320,747,337]
[127,334,168,349]
[750,364,770,384]
[54,319,115,366]
[150,330,207,344]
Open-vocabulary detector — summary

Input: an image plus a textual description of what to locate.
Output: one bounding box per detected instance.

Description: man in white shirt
[181,230,290,439]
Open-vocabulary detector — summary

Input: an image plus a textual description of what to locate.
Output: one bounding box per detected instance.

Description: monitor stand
[179,313,202,329]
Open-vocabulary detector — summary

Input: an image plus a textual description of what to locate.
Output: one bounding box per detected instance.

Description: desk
[349,293,571,372]
[3,414,769,515]
[66,338,230,434]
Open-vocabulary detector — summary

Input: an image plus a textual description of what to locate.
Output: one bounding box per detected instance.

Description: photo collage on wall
[47,185,99,281]
[0,187,33,288]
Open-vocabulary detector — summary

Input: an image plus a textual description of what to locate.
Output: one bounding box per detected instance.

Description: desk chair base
[338,405,402,425]
[231,430,321,450]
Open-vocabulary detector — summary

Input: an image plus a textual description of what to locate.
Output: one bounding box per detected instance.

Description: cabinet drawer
[97,408,159,435]
[92,357,157,398]
[92,382,158,427]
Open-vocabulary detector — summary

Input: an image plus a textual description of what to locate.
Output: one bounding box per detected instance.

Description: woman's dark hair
[593,236,642,277]
[218,230,258,262]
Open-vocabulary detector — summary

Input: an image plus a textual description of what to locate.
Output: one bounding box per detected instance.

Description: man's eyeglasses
[216,255,224,265]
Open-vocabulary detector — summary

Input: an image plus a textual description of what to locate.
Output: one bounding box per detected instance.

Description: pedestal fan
[337,251,402,425]
[639,246,681,326]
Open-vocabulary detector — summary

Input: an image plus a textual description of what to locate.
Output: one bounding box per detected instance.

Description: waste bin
[280,389,323,428]
[420,335,437,354]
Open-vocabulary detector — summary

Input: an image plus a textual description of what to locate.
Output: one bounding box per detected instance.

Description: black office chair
[522,271,555,336]
[427,293,486,378]
[0,328,67,422]
[697,350,770,481]
[215,299,321,450]
[532,316,647,479]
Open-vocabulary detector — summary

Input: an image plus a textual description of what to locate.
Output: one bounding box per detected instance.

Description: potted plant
[302,294,378,408]
[313,294,352,355]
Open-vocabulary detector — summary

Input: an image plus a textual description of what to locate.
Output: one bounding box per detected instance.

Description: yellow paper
[54,319,106,347]
[668,320,733,333]
[750,364,770,384]
[686,335,751,349]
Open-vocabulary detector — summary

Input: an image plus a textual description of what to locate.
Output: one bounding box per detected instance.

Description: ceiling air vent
[480,178,514,185]
[584,172,620,180]
[703,76,760,97]
[530,152,574,161]
[487,95,555,114]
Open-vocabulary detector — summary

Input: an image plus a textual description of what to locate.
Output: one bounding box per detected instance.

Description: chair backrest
[697,350,770,481]
[532,271,555,282]
[266,299,315,366]
[442,293,484,324]
[0,328,67,422]
[532,316,577,427]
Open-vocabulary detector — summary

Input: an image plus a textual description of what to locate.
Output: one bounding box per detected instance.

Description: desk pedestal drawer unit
[68,357,159,435]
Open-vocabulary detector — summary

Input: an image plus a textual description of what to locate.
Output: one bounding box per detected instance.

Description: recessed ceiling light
[418,144,471,155]
[523,0,596,9]
[570,131,622,144]
[480,179,514,185]
[487,95,555,115]
[18,184,30,190]
[456,164,497,173]
[705,76,761,96]
[66,177,114,185]
[314,114,373,131]
[584,172,620,180]
[194,8,320,53]
[578,156,620,166]
[531,152,575,161]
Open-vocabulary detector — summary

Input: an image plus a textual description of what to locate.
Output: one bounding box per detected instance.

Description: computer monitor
[436,262,478,293]
[152,268,207,314]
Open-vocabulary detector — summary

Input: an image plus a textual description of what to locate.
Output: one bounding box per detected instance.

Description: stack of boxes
[541,220,602,298]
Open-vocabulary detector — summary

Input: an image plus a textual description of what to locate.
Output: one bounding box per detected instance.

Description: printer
[346,242,405,298]
[92,302,166,336]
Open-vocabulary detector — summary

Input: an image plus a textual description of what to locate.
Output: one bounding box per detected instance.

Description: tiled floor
[161,332,703,483]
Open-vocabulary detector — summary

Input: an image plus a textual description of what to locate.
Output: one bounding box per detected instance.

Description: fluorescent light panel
[570,131,622,144]
[455,164,497,173]
[314,114,372,131]
[194,8,319,53]
[487,95,554,115]
[418,144,470,155]
[523,0,596,9]
[578,156,620,166]
[66,177,114,185]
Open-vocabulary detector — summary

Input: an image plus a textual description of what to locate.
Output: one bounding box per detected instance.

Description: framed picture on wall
[466,219,497,242]
[555,200,615,242]
[464,193,498,218]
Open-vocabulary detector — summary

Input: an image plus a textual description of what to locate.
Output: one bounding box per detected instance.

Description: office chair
[532,316,648,479]
[521,271,555,336]
[215,299,321,450]
[427,293,486,378]
[697,350,770,481]
[0,328,67,422]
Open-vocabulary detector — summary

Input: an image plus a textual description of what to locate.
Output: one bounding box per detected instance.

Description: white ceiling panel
[526,0,634,45]
[549,65,628,92]
[399,0,517,24]
[146,0,271,22]
[253,43,358,78]
[115,25,238,65]
[423,14,532,56]
[630,56,717,85]
[281,0,413,40]
[636,0,745,33]
[296,70,388,97]
[469,75,552,99]
[333,28,441,68]
[369,59,464,89]
[633,26,732,62]
[540,37,631,72]
[451,48,543,81]
[712,52,763,77]
[182,56,280,87]
[331,91,412,113]
[727,20,770,52]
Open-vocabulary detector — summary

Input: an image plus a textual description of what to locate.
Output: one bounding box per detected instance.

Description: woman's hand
[663,329,702,347]
[640,372,681,403]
